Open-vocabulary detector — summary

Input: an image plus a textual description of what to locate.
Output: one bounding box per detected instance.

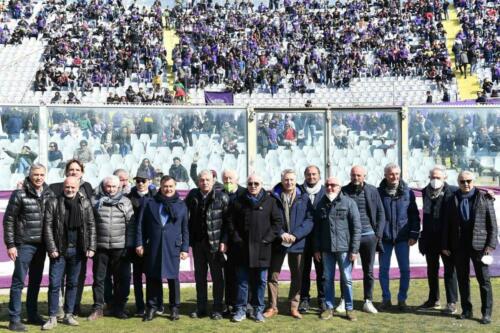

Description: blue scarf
[457,188,476,222]
[246,189,265,207]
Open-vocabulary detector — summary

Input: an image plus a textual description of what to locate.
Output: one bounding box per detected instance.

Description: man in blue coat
[264,169,313,320]
[136,175,189,322]
[378,163,420,312]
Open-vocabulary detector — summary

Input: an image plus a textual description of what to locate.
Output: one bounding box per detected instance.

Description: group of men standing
[3,159,497,331]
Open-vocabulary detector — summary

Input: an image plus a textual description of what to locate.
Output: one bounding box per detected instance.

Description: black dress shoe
[26,314,45,325]
[170,308,180,321]
[458,311,473,320]
[190,310,207,319]
[8,321,27,332]
[480,315,491,324]
[114,311,129,319]
[143,309,155,322]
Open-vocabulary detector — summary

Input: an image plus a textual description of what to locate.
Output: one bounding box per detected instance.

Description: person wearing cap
[126,170,158,316]
[168,157,189,183]
[442,170,497,325]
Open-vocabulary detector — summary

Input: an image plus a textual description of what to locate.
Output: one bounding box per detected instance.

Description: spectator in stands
[228,173,283,323]
[114,169,131,195]
[3,164,54,332]
[48,142,63,169]
[418,166,458,314]
[426,91,433,104]
[116,127,132,157]
[168,157,189,183]
[137,158,156,180]
[378,163,420,312]
[314,176,361,322]
[73,140,93,164]
[4,146,38,175]
[136,175,189,321]
[42,176,96,330]
[5,112,23,142]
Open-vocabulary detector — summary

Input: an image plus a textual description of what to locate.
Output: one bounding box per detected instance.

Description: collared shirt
[159,204,169,226]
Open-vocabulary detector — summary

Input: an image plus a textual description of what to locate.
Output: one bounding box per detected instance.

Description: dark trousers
[8,243,46,322]
[192,240,225,312]
[454,248,493,316]
[358,234,378,301]
[300,238,324,303]
[73,256,87,310]
[425,252,458,304]
[92,249,131,312]
[130,251,146,312]
[146,277,180,310]
[224,251,237,308]
[48,247,83,316]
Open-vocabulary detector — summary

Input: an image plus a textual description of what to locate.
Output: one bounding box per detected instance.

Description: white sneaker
[363,300,378,314]
[63,314,79,326]
[42,316,58,330]
[335,299,346,314]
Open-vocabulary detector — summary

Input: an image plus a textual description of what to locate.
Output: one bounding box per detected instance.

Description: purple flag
[204,91,234,105]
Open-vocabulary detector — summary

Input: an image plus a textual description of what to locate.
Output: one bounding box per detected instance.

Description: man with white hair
[442,170,497,324]
[377,163,420,312]
[88,175,135,321]
[418,166,458,314]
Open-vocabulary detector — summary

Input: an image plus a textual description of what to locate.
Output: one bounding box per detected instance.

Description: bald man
[341,166,385,314]
[313,176,361,321]
[43,177,96,329]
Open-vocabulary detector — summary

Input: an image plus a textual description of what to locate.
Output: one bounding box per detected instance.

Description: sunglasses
[247,182,260,186]
[326,183,340,188]
[135,178,147,184]
[459,179,473,185]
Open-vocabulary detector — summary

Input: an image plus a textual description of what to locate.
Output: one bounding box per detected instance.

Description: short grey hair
[458,170,475,181]
[384,163,400,175]
[222,169,238,181]
[247,173,263,184]
[429,165,447,177]
[29,163,46,175]
[281,169,296,180]
[198,169,213,179]
[113,169,129,177]
[103,175,120,186]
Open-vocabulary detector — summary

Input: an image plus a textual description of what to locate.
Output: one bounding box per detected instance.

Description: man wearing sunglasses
[126,170,158,317]
[313,176,361,322]
[228,174,283,323]
[442,171,497,325]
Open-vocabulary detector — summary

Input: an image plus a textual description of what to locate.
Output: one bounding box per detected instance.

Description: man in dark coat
[228,174,283,323]
[442,170,497,325]
[378,163,420,312]
[126,170,158,316]
[298,165,326,313]
[418,166,458,314]
[3,164,55,332]
[136,175,189,321]
[184,170,230,320]
[313,176,361,322]
[265,169,313,320]
[168,157,189,183]
[341,165,385,314]
[42,177,96,330]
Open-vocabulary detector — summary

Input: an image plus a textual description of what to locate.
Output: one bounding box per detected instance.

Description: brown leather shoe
[87,309,103,321]
[290,309,302,319]
[346,310,357,322]
[263,308,278,318]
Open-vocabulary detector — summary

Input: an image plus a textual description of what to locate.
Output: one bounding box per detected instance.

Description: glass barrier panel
[47,106,247,190]
[330,109,401,187]
[255,111,326,189]
[408,107,499,187]
[0,106,40,190]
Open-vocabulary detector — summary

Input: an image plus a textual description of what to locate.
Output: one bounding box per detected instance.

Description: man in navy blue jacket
[378,163,420,312]
[264,169,314,320]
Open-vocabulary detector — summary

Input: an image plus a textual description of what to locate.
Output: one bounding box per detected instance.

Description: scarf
[427,185,444,200]
[64,195,82,229]
[154,192,179,219]
[304,181,322,203]
[385,182,398,196]
[281,190,296,232]
[424,185,444,221]
[457,188,476,222]
[246,189,265,207]
[96,192,123,210]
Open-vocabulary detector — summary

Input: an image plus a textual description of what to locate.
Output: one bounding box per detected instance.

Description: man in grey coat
[88,175,135,321]
[314,176,361,322]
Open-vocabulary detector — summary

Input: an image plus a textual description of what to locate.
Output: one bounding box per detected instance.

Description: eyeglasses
[459,179,473,185]
[49,145,55,148]
[325,183,340,188]
[135,179,147,184]
[247,182,260,186]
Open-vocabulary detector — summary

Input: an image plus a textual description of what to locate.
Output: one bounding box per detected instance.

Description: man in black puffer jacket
[185,169,230,320]
[42,176,96,330]
[3,164,55,332]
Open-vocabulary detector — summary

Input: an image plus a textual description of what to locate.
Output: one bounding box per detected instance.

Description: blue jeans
[235,266,267,314]
[322,252,354,310]
[8,243,46,322]
[379,241,410,302]
[48,247,83,316]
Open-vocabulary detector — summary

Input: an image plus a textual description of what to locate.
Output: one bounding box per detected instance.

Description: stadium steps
[442,4,480,100]
[162,16,179,90]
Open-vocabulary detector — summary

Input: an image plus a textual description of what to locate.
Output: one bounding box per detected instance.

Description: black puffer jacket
[44,193,96,255]
[185,188,230,253]
[3,178,55,248]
